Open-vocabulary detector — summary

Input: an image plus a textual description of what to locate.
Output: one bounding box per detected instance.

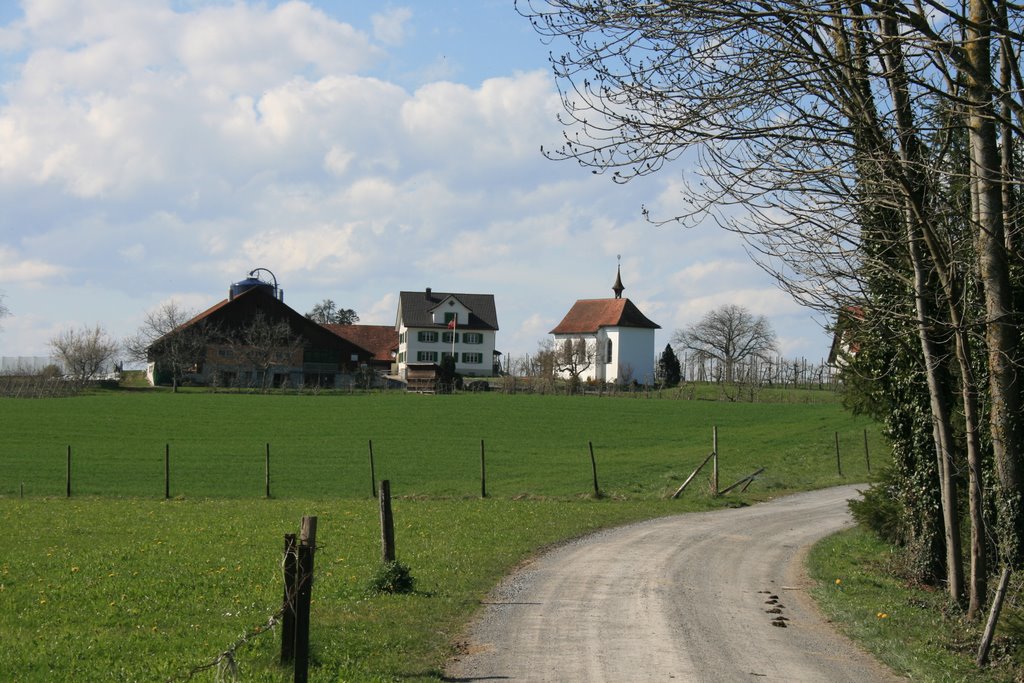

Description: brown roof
[549,298,660,334]
[324,324,398,363]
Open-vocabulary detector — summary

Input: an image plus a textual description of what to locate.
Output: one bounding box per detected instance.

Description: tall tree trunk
[967,0,1024,566]
[876,3,965,602]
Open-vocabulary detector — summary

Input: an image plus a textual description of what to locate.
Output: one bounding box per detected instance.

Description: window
[398,351,405,363]
[442,331,459,344]
[418,331,438,343]
[462,352,483,364]
[606,339,613,363]
[417,351,438,362]
[399,331,406,343]
[463,332,483,344]
[444,312,457,324]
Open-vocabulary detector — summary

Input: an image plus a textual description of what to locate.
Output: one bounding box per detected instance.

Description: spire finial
[612,256,624,299]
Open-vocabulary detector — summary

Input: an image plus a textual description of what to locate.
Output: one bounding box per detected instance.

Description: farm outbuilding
[146,273,374,389]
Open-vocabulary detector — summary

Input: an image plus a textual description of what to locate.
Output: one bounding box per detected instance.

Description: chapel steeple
[612,258,625,299]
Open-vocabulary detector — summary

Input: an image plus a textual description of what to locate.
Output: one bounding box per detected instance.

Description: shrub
[848,466,905,546]
[367,561,415,595]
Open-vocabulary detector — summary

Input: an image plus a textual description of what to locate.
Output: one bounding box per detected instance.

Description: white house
[395,288,499,378]
[550,267,660,384]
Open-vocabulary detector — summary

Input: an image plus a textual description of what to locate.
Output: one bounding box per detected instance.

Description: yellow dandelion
[835,578,842,585]
[70,566,80,573]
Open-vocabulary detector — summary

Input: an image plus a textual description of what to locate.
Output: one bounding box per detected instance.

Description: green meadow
[1,390,878,499]
[0,389,882,681]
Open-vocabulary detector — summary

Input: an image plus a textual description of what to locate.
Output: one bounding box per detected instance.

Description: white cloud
[371,7,412,47]
[0,2,829,361]
[0,245,65,282]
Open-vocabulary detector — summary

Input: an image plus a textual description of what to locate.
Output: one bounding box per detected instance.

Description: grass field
[0,390,880,499]
[0,389,884,681]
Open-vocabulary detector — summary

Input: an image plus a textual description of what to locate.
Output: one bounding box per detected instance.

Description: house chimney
[425,287,432,298]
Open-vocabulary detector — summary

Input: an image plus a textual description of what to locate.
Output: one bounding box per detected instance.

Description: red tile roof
[324,324,398,362]
[550,298,660,334]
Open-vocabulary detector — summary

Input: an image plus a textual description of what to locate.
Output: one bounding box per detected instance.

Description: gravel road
[444,484,903,682]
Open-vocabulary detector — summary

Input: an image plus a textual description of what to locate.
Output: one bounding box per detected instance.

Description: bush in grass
[367,561,415,594]
[848,466,904,546]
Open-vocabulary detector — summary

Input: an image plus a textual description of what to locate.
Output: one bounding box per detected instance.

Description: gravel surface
[445,484,904,682]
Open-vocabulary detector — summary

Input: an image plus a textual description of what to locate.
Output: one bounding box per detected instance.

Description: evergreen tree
[658,343,681,388]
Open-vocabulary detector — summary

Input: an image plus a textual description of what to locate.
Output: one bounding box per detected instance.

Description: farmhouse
[395,288,499,379]
[146,273,374,388]
[550,266,660,384]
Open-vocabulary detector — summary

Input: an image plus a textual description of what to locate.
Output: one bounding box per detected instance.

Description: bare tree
[231,312,304,391]
[553,337,596,382]
[518,0,1024,615]
[49,324,120,381]
[673,306,777,384]
[0,292,9,329]
[125,301,212,392]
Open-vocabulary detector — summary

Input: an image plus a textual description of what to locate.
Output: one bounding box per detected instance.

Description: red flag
[447,318,457,329]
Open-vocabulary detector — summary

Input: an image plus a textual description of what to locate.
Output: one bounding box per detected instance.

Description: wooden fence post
[265,443,271,499]
[368,440,377,498]
[66,445,71,498]
[164,444,170,500]
[280,533,297,663]
[294,516,317,683]
[835,432,843,477]
[589,441,600,496]
[380,480,395,563]
[863,429,871,474]
[977,566,1012,666]
[712,426,719,495]
[480,439,487,498]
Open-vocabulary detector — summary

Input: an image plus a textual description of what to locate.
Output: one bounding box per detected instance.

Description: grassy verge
[807,526,1024,682]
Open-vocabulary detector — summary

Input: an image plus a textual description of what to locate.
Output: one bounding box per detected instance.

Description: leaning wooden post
[588,441,600,496]
[164,444,170,500]
[977,566,1012,666]
[863,429,871,474]
[66,445,71,498]
[712,426,719,495]
[480,439,487,499]
[379,480,395,563]
[280,533,298,663]
[294,516,317,683]
[834,432,843,477]
[368,440,377,498]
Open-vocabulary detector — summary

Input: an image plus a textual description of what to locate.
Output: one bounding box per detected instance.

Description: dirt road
[445,484,903,682]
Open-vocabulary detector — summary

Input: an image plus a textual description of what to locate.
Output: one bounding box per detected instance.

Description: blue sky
[0,0,833,365]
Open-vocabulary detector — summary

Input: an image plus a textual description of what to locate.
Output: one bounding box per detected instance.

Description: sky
[0,0,834,365]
